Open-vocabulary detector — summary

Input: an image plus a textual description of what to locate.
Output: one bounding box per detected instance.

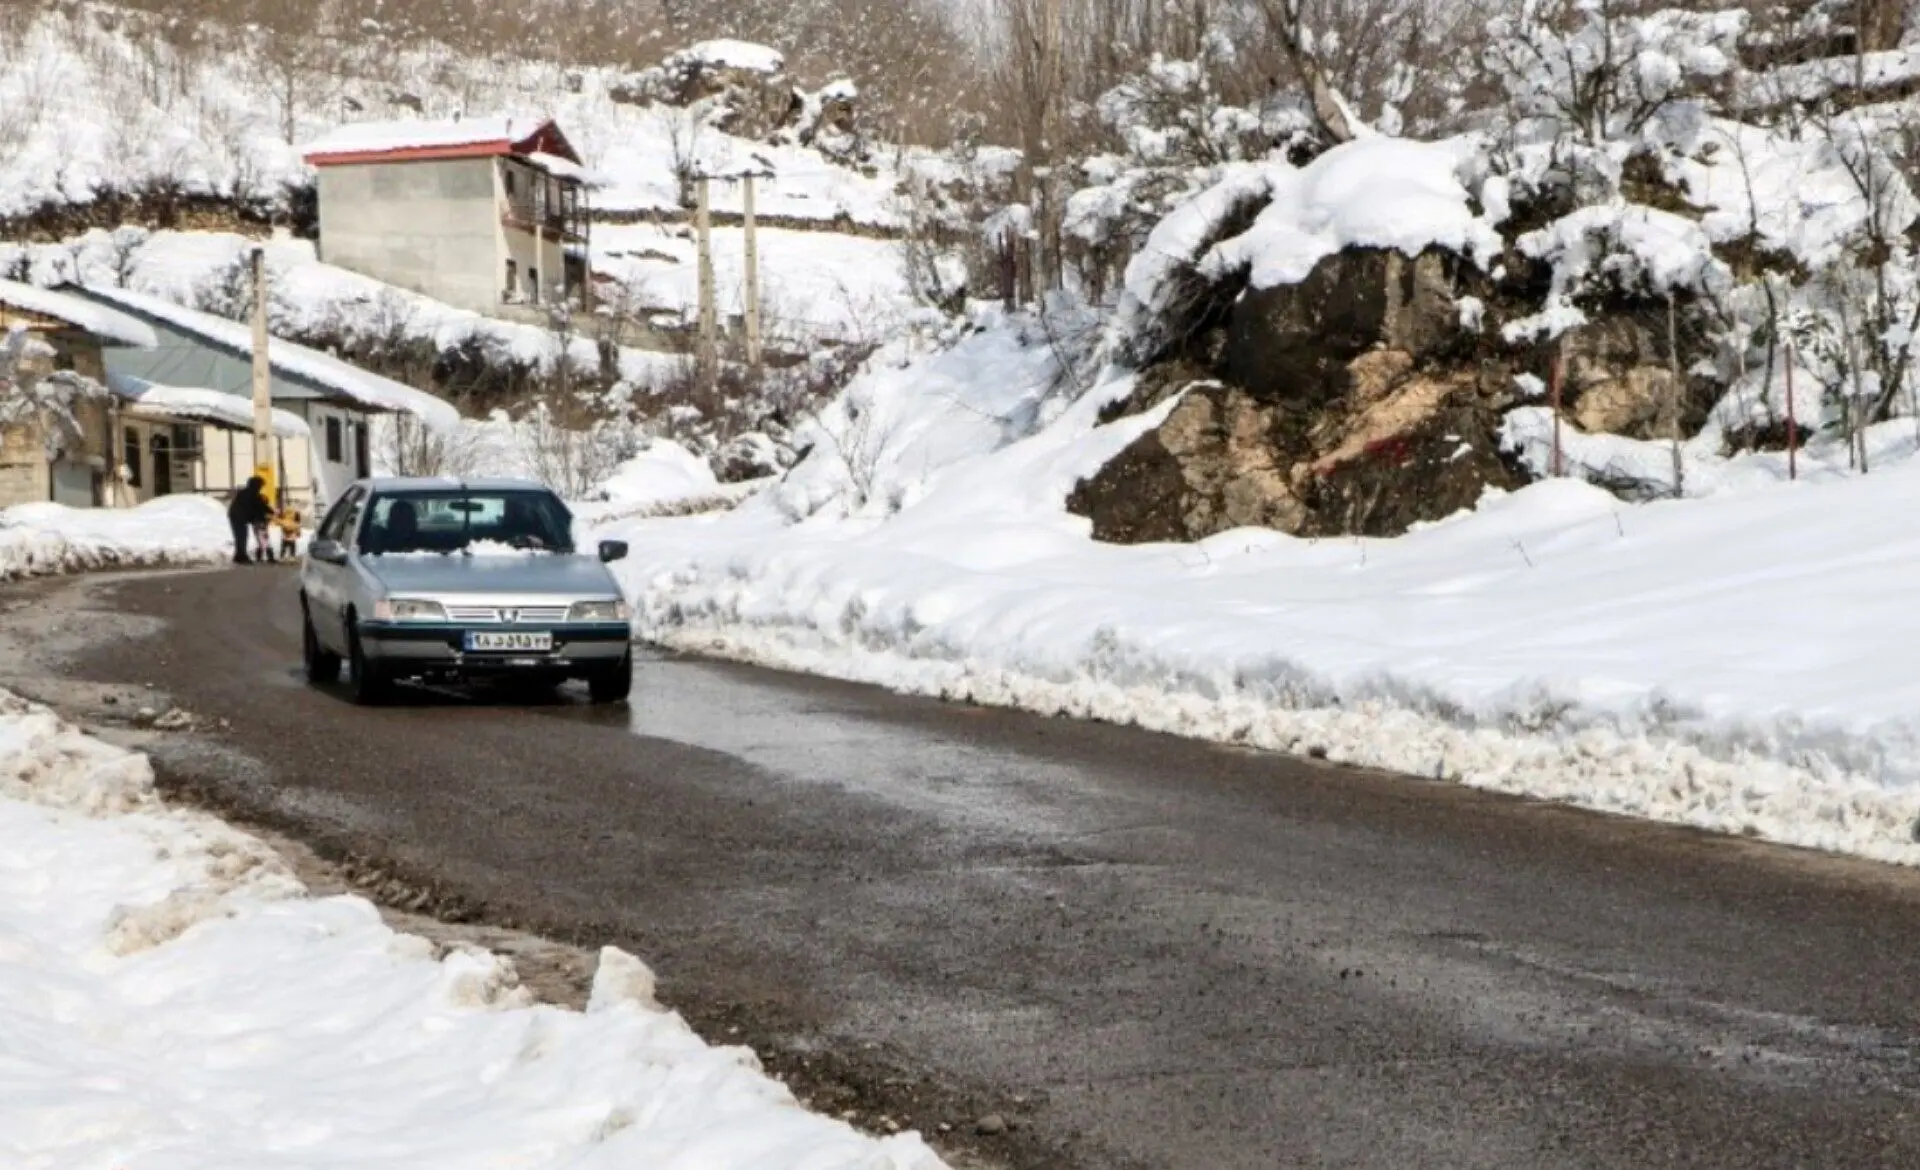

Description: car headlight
[568,599,631,622]
[374,598,447,622]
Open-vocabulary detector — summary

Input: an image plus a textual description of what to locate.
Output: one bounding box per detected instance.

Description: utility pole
[250,247,276,507]
[695,175,717,397]
[743,172,762,374]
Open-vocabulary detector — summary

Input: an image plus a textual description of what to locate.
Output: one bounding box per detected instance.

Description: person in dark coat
[228,476,271,565]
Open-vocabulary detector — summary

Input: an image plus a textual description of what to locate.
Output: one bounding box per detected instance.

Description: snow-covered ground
[0,688,946,1169]
[0,7,903,229]
[1,219,922,384]
[0,496,232,582]
[603,317,1920,866]
[594,223,913,344]
[2,230,696,386]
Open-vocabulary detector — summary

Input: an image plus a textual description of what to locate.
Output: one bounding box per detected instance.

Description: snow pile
[1113,136,1504,357]
[611,320,1920,865]
[1203,136,1504,290]
[594,442,722,509]
[0,496,232,582]
[1503,202,1731,342]
[677,40,786,75]
[0,689,947,1169]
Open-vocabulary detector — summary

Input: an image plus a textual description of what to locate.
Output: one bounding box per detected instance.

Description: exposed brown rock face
[1070,348,1525,542]
[1069,383,1306,544]
[1221,249,1461,407]
[1073,244,1534,542]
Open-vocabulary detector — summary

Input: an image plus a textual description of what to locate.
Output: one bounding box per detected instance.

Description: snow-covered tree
[0,328,109,463]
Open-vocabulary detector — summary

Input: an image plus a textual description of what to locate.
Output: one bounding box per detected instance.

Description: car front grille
[446,605,571,624]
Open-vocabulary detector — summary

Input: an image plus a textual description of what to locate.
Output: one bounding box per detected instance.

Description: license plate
[465,631,553,653]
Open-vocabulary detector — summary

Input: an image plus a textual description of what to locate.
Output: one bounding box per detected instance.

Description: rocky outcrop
[1075,242,1524,542]
[1072,346,1523,542]
[1557,312,1716,440]
[1221,248,1463,406]
[1069,381,1306,543]
[606,42,865,161]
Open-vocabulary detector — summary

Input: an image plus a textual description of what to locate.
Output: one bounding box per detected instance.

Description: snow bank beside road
[0,689,946,1170]
[611,323,1920,866]
[0,496,231,582]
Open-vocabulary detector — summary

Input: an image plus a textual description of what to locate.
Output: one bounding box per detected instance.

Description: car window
[317,487,364,543]
[360,490,574,556]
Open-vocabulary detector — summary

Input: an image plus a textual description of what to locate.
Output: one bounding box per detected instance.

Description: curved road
[16,567,1920,1168]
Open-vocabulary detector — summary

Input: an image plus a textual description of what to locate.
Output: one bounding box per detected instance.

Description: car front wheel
[346,620,391,706]
[302,602,341,684]
[587,653,633,705]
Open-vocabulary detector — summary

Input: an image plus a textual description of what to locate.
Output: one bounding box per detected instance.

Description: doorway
[150,434,172,497]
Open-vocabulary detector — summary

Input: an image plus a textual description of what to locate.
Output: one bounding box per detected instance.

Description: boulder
[657,41,798,140]
[1070,349,1522,542]
[1068,381,1305,543]
[1221,248,1461,408]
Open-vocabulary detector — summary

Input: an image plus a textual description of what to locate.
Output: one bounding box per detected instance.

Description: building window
[325,416,343,463]
[528,267,540,303]
[504,259,518,302]
[353,421,370,478]
[504,168,516,196]
[122,430,141,488]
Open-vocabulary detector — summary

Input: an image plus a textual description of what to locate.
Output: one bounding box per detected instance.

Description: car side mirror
[598,539,629,564]
[309,538,348,565]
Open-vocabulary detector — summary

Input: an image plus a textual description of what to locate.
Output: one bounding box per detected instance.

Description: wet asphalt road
[27,566,1920,1168]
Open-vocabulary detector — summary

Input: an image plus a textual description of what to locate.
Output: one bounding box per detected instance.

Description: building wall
[0,425,48,508]
[294,402,373,507]
[316,158,504,314]
[94,315,343,508]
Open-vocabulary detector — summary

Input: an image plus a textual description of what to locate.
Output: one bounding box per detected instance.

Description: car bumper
[359,622,632,674]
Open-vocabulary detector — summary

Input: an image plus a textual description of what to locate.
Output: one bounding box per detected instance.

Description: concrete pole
[695,175,718,396]
[250,247,275,504]
[743,174,762,374]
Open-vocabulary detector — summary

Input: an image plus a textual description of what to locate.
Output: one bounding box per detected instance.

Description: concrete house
[65,285,458,511]
[301,116,592,322]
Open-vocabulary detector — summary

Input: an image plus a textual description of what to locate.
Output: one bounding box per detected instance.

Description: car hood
[365,552,620,598]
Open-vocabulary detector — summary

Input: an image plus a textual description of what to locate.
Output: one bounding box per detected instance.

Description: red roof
[302,117,583,169]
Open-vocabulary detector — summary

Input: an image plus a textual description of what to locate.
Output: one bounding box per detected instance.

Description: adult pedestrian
[227,476,271,565]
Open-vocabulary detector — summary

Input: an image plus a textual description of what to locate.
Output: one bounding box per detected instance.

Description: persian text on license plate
[466,631,553,653]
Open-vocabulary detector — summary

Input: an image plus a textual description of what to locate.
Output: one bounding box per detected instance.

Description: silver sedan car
[298,477,634,705]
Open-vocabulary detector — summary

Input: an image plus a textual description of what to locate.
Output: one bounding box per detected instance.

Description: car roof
[355,476,555,493]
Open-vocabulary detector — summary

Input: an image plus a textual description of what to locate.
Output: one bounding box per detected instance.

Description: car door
[306,486,366,651]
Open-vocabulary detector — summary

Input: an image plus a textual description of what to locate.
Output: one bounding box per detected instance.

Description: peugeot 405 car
[298,477,634,705]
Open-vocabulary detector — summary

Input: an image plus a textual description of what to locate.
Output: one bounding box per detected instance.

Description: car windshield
[359,490,575,556]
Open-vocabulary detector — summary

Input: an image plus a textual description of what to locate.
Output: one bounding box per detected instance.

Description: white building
[301,116,592,322]
[63,284,457,513]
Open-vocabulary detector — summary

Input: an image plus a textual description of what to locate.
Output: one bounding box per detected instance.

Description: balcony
[502,186,588,244]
